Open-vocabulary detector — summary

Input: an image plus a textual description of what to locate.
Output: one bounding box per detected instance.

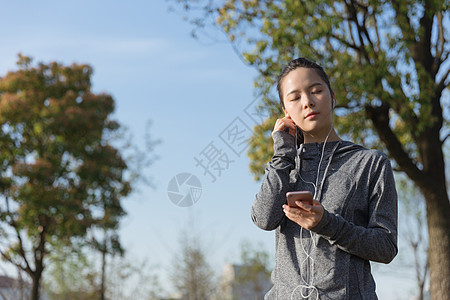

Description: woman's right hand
[273,113,297,137]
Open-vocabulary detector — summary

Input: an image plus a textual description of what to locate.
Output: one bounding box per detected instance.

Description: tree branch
[365,104,424,185]
[435,11,445,60]
[391,0,415,44]
[13,226,33,275]
[442,133,450,145]
[345,0,372,63]
[0,248,28,274]
[375,71,420,134]
[372,14,381,53]
[4,195,33,275]
[32,222,47,280]
[329,33,360,51]
[436,67,450,95]
[359,8,377,56]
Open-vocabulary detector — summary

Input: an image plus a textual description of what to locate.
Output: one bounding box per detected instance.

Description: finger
[281,117,296,129]
[310,205,324,214]
[284,120,297,135]
[274,118,296,133]
[283,205,302,215]
[284,208,302,221]
[273,119,284,132]
[295,200,313,211]
[286,119,297,135]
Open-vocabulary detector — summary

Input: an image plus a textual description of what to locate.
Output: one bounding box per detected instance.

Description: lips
[305,112,319,119]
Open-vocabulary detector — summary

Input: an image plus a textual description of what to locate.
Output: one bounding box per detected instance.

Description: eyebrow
[286,82,324,97]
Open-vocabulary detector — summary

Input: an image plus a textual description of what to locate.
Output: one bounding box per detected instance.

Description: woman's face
[280,67,334,140]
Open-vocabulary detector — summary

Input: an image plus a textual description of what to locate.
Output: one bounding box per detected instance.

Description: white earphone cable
[290,126,332,300]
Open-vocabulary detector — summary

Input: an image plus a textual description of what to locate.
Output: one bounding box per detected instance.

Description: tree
[233,241,271,300]
[170,232,216,300]
[44,245,165,300]
[103,256,165,300]
[87,121,158,300]
[44,243,98,300]
[397,174,429,300]
[170,0,449,298]
[0,55,131,300]
[0,266,32,300]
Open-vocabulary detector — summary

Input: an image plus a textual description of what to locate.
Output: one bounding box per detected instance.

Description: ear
[331,93,336,109]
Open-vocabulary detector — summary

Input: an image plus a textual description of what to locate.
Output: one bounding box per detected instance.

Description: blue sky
[0,1,418,298]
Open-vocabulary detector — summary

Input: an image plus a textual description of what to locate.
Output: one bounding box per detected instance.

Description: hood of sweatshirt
[294,140,366,201]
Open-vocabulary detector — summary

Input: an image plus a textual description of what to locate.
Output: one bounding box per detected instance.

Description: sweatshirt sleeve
[251,130,296,231]
[311,156,398,263]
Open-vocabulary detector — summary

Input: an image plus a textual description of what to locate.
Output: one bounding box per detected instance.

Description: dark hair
[276,57,334,108]
[276,58,334,146]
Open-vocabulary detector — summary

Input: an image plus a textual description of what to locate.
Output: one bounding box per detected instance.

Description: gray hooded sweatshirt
[251,131,398,300]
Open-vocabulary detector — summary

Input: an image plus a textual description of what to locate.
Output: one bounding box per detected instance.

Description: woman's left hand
[282,200,324,229]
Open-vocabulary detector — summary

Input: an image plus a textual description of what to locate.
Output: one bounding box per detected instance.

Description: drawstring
[290,139,341,300]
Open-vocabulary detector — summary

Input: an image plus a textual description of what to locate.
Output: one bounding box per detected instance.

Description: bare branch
[345,0,372,63]
[346,19,357,49]
[359,8,376,55]
[4,196,33,275]
[436,12,445,60]
[442,133,450,145]
[329,33,360,51]
[13,228,33,275]
[372,14,381,53]
[0,248,28,274]
[437,67,450,94]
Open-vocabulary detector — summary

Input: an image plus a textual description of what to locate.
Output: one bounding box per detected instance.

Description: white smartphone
[286,191,313,207]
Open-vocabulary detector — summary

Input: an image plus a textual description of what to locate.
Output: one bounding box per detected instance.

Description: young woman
[251,58,398,299]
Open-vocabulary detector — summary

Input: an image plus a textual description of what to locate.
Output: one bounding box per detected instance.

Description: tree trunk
[417,107,450,299]
[30,227,46,300]
[422,187,450,299]
[100,249,106,300]
[30,270,42,300]
[367,103,450,299]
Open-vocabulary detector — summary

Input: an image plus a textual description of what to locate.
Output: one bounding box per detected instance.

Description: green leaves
[0,55,131,283]
[170,0,448,182]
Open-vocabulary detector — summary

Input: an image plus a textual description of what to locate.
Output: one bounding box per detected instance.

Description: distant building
[216,263,271,300]
[411,290,430,300]
[0,275,49,300]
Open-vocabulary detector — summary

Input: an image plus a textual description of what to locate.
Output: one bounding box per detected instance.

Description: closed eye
[287,94,300,101]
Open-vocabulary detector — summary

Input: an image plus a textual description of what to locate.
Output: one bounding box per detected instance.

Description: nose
[302,93,315,109]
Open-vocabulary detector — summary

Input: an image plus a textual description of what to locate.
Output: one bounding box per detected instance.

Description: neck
[303,128,341,144]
